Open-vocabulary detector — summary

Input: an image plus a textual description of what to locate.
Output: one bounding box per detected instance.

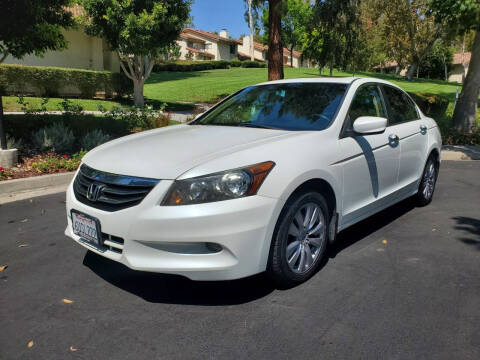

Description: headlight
[162,161,275,205]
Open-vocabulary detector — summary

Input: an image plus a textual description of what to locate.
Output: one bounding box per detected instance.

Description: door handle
[388,134,399,144]
[420,125,427,133]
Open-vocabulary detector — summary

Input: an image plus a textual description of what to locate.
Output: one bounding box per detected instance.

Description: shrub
[152,59,265,72]
[229,59,242,67]
[408,92,450,118]
[0,64,131,99]
[240,60,266,68]
[6,134,22,150]
[32,123,75,153]
[80,130,111,150]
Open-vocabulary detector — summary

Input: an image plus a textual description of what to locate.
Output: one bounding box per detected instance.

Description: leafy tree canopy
[0,0,75,61]
[429,0,480,35]
[81,0,191,59]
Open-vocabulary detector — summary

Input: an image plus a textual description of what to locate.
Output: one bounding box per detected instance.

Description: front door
[339,83,400,227]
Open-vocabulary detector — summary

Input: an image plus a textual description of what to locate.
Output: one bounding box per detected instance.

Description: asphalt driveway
[1,161,479,359]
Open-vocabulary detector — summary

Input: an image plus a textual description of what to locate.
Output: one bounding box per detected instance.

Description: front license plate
[71,210,102,246]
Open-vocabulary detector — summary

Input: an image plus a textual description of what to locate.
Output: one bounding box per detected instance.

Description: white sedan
[65,77,441,286]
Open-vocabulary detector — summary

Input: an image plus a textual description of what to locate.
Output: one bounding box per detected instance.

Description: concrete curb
[441,146,480,161]
[0,172,75,195]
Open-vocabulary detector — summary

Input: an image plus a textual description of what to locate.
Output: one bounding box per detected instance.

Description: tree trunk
[406,62,418,80]
[248,0,254,61]
[452,30,480,133]
[329,63,333,76]
[290,46,294,68]
[267,0,284,81]
[0,96,6,150]
[133,80,145,107]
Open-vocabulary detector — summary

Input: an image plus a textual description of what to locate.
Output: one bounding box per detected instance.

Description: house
[237,35,313,68]
[2,5,120,72]
[448,52,471,83]
[373,61,407,76]
[177,28,241,61]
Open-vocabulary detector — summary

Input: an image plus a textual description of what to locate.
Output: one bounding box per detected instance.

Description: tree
[246,0,255,60]
[262,0,312,68]
[81,0,191,107]
[430,0,480,133]
[302,0,361,75]
[380,0,441,80]
[267,0,285,80]
[0,0,74,150]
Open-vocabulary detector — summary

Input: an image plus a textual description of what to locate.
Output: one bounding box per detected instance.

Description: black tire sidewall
[269,191,330,285]
[417,156,438,206]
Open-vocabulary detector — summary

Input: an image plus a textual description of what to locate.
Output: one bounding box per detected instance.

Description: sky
[191,0,251,39]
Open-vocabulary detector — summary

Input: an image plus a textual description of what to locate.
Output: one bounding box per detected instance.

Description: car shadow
[83,198,417,304]
[329,197,416,258]
[82,250,275,305]
[452,216,480,251]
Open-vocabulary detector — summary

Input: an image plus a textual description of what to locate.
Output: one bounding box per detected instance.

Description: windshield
[191,83,347,131]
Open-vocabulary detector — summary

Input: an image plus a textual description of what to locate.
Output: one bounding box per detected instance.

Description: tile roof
[66,4,85,17]
[249,40,302,58]
[181,28,242,44]
[185,47,215,58]
[237,51,265,62]
[453,52,471,65]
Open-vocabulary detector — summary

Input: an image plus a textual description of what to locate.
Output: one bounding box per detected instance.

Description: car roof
[256,76,397,87]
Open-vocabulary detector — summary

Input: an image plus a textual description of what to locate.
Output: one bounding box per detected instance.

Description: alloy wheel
[286,202,326,274]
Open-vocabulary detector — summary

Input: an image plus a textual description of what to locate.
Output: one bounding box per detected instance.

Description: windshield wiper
[236,123,281,130]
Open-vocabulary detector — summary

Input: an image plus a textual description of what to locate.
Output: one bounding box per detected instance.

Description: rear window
[192,83,347,131]
[382,86,419,125]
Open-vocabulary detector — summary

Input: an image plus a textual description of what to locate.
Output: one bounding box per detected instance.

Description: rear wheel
[416,156,438,206]
[267,191,329,287]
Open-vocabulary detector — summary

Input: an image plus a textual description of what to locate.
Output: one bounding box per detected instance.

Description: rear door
[381,85,428,191]
[339,83,400,227]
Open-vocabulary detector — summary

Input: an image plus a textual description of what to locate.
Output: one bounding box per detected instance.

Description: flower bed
[0,151,86,181]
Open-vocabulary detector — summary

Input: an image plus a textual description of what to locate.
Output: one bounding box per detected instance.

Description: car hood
[82,124,295,179]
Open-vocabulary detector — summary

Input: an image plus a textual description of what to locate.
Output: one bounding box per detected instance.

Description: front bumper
[65,178,280,280]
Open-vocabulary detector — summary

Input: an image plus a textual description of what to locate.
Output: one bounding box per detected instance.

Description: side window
[382,86,419,125]
[348,84,387,123]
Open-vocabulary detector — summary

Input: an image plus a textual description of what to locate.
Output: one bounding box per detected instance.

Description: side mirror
[353,116,387,135]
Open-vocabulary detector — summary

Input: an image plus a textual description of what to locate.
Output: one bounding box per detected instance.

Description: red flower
[51,162,56,167]
[0,167,4,172]
[63,154,68,159]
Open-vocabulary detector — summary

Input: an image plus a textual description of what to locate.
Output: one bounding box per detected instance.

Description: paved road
[1,161,479,360]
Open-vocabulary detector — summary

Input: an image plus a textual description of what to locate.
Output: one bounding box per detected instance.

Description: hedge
[4,114,131,144]
[0,64,131,99]
[408,92,450,118]
[153,59,266,72]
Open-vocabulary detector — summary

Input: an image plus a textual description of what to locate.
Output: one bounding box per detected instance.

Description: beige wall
[239,36,266,61]
[3,28,119,72]
[448,64,469,83]
[177,36,237,61]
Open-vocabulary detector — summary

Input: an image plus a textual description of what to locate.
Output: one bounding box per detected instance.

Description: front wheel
[416,156,438,206]
[267,192,329,287]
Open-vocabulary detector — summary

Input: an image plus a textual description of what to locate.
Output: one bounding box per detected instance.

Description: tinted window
[382,86,418,124]
[349,84,386,122]
[193,83,347,131]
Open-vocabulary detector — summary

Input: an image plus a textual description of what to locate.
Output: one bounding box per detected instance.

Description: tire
[415,155,439,207]
[267,191,330,287]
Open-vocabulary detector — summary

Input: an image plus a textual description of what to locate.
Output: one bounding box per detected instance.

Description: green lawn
[144,67,464,103]
[2,67,477,122]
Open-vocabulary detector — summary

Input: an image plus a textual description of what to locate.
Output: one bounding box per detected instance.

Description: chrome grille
[73,164,160,212]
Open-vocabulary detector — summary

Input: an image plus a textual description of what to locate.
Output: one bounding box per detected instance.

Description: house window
[187,41,193,48]
[205,43,212,50]
[230,44,236,55]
